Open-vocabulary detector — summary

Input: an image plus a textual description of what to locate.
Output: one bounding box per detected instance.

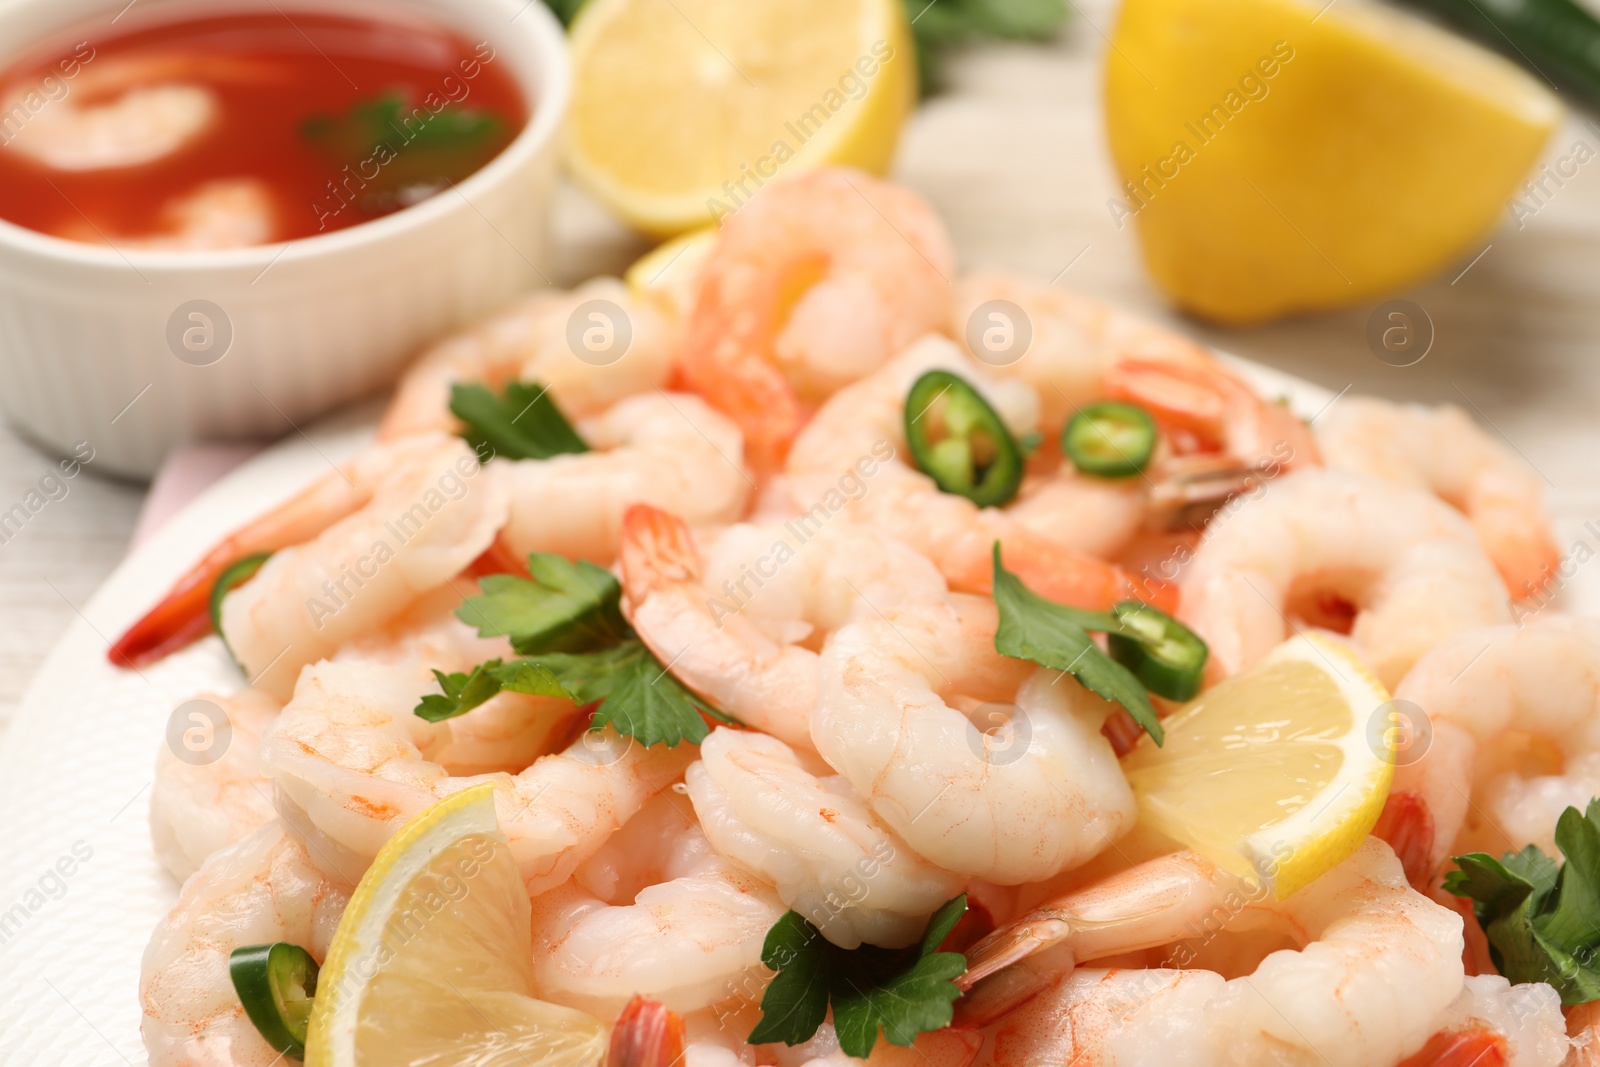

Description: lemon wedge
[566,0,916,235]
[304,784,606,1067]
[1121,634,1395,899]
[625,227,719,324]
[1104,0,1562,324]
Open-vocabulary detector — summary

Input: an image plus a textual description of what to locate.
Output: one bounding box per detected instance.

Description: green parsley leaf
[415,659,506,723]
[540,0,588,24]
[513,641,733,747]
[748,895,968,1057]
[301,92,509,215]
[449,381,589,463]
[456,553,628,655]
[1446,798,1600,1005]
[990,544,1163,745]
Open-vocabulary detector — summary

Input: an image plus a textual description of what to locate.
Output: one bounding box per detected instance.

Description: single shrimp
[1315,396,1561,599]
[785,336,1176,613]
[952,270,1321,473]
[685,727,966,950]
[258,650,693,892]
[529,791,785,1017]
[109,432,503,672]
[1178,468,1512,688]
[1387,617,1600,881]
[218,433,508,699]
[814,595,1138,885]
[4,53,290,172]
[499,391,751,564]
[681,167,955,472]
[150,687,281,883]
[61,178,278,250]
[378,277,676,441]
[963,839,1467,1067]
[140,820,351,1067]
[618,504,948,750]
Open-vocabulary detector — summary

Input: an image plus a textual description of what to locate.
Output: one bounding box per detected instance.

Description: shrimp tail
[995,530,1179,615]
[1373,789,1437,889]
[1395,1026,1507,1067]
[958,916,1072,992]
[619,504,702,598]
[606,995,685,1067]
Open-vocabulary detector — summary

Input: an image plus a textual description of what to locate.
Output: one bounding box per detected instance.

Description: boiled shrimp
[681,167,955,472]
[1179,468,1512,688]
[218,433,507,698]
[2,53,287,172]
[1388,616,1600,880]
[785,336,1174,613]
[618,504,948,750]
[150,687,281,883]
[963,839,1467,1067]
[498,391,750,564]
[378,277,675,441]
[814,595,1137,884]
[140,820,350,1067]
[110,432,503,674]
[529,792,784,1016]
[258,648,692,891]
[1316,396,1561,599]
[686,727,965,949]
[61,178,277,250]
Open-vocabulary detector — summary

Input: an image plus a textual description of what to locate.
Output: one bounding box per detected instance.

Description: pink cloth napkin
[130,442,266,548]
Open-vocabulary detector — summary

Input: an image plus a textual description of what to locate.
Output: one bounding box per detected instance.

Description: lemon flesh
[566,0,916,235]
[1122,634,1395,898]
[305,785,606,1067]
[1105,0,1562,324]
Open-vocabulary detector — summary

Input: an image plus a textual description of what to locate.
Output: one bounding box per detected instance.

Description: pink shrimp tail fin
[607,995,685,1067]
[1396,1027,1507,1067]
[1106,357,1322,473]
[993,530,1180,616]
[865,1028,981,1067]
[620,504,702,599]
[1373,789,1437,889]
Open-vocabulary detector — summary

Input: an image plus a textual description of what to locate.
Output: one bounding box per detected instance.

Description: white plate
[0,364,1592,1064]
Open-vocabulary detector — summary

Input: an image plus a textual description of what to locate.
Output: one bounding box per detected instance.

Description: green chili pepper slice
[1107,600,1209,702]
[210,552,271,656]
[1062,402,1157,478]
[903,370,1023,507]
[229,941,319,1059]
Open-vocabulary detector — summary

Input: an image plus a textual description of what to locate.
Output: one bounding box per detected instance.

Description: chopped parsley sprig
[449,380,589,462]
[416,551,733,747]
[748,895,968,1056]
[992,544,1206,745]
[1447,799,1600,1006]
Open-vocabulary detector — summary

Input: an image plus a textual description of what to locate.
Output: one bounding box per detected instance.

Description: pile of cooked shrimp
[128,167,1592,1067]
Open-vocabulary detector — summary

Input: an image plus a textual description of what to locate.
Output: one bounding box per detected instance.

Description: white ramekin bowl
[0,0,569,478]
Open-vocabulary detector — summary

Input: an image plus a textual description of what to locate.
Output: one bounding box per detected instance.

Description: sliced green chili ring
[210,552,272,656]
[903,370,1023,508]
[1107,600,1208,702]
[229,941,319,1059]
[1062,402,1157,478]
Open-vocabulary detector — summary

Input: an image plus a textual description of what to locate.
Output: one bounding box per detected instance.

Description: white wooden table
[3,3,1598,729]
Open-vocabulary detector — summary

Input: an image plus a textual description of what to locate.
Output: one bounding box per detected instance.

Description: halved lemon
[304,784,606,1067]
[1105,0,1562,323]
[565,0,916,235]
[1121,634,1395,898]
